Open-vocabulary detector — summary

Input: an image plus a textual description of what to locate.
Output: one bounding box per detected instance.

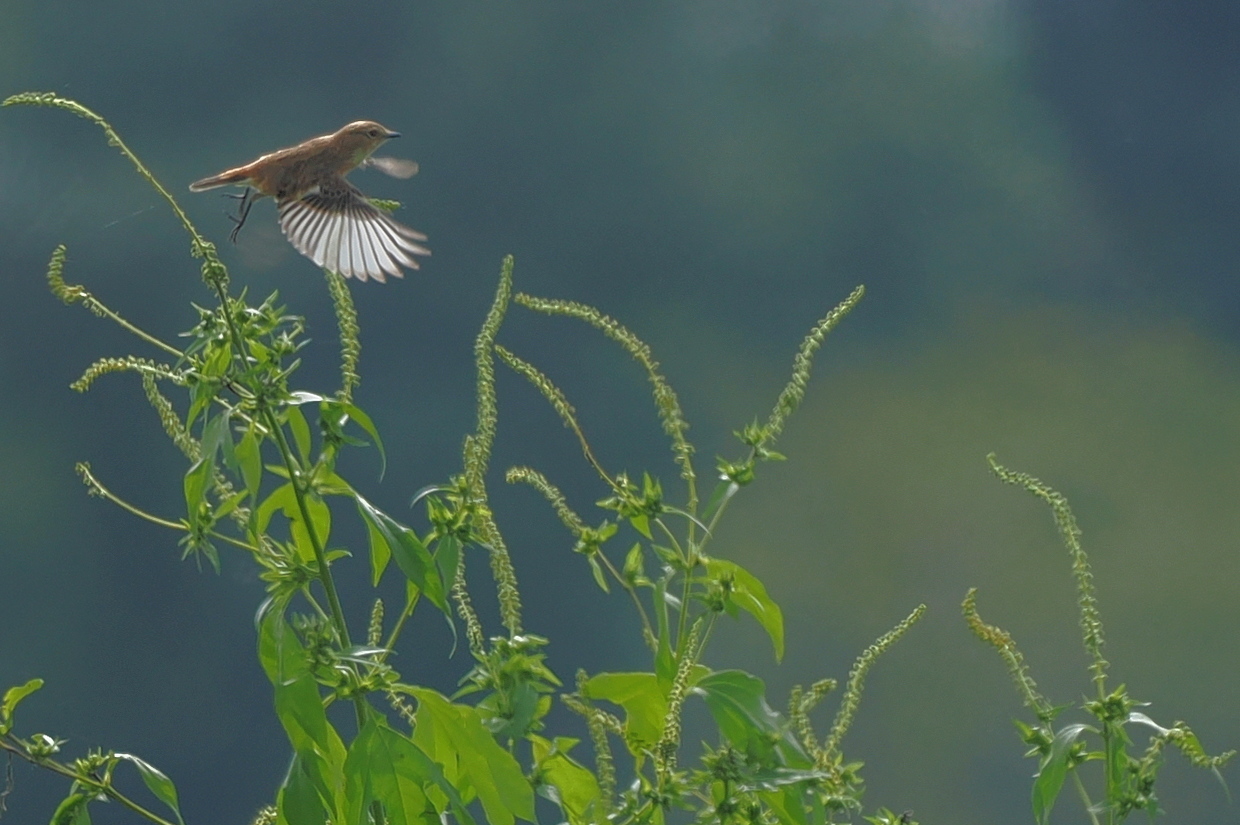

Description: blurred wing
[363,156,420,179]
[277,180,430,282]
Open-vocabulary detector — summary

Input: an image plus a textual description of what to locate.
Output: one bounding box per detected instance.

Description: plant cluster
[964,456,1234,825]
[0,93,1232,825]
[0,94,923,825]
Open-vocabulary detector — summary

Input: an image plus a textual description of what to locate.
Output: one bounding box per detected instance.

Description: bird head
[333,120,401,164]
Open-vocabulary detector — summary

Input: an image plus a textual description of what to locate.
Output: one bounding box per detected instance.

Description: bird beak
[386,130,401,139]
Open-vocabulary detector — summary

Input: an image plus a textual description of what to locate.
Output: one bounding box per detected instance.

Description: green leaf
[285,405,313,466]
[653,577,675,685]
[311,469,355,498]
[186,382,212,432]
[1033,723,1091,825]
[356,495,447,613]
[703,558,785,661]
[435,535,461,593]
[214,489,248,523]
[0,678,43,734]
[277,754,328,825]
[257,483,331,564]
[432,537,461,649]
[257,603,308,685]
[1103,719,1131,805]
[256,482,295,536]
[297,492,332,561]
[235,427,263,499]
[334,401,387,479]
[345,717,479,825]
[408,687,535,825]
[587,554,610,593]
[377,718,478,825]
[344,717,430,825]
[50,792,91,825]
[114,753,186,825]
[274,673,347,820]
[530,735,602,825]
[1127,712,1171,736]
[200,408,232,466]
[183,455,213,517]
[650,543,680,568]
[702,478,740,526]
[364,511,393,587]
[760,786,810,825]
[622,543,645,584]
[582,672,668,751]
[696,670,807,765]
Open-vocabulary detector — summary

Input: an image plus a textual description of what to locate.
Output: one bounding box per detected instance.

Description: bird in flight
[190,121,429,282]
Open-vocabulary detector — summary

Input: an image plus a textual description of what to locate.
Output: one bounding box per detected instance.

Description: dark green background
[2,2,1238,823]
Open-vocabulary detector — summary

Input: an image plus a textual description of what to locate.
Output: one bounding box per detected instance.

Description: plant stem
[380,589,420,662]
[595,547,656,649]
[0,738,178,825]
[1073,770,1102,825]
[78,463,260,553]
[208,281,364,722]
[208,280,386,825]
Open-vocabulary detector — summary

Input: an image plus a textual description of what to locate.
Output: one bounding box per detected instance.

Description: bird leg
[225,187,255,244]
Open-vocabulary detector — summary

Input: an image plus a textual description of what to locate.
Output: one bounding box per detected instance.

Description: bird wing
[277,179,430,283]
[363,156,420,179]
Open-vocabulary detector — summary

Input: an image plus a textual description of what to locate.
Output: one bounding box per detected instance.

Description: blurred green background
[2,1,1239,823]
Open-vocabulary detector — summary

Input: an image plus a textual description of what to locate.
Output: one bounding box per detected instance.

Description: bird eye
[368,128,380,138]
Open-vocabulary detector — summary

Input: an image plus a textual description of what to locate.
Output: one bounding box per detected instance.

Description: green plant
[0,93,925,825]
[964,454,1235,825]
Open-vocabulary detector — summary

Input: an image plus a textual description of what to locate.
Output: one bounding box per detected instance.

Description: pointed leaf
[530,735,601,825]
[703,558,785,661]
[760,787,810,825]
[1033,723,1091,825]
[365,514,392,586]
[356,495,447,613]
[183,456,213,516]
[50,792,91,825]
[277,754,328,825]
[275,673,347,820]
[114,753,186,825]
[653,577,675,685]
[588,554,610,593]
[292,492,332,564]
[1,678,43,734]
[582,672,667,750]
[337,401,387,479]
[702,478,740,526]
[235,427,263,499]
[408,688,534,825]
[629,514,652,540]
[258,602,308,685]
[285,405,312,466]
[696,670,807,765]
[200,409,232,465]
[345,717,429,825]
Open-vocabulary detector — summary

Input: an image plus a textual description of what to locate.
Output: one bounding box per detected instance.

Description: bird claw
[225,187,255,244]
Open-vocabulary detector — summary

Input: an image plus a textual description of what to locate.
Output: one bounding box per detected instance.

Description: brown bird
[189,121,430,283]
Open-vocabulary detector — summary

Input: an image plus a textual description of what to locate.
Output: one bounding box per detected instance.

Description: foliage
[964,455,1235,825]
[0,94,927,825]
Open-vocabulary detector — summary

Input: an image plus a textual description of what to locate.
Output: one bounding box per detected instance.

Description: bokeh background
[3,1,1239,823]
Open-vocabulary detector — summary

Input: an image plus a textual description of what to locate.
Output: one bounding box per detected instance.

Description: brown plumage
[190,120,429,283]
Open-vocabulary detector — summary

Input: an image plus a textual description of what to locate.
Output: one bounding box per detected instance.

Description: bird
[189,121,430,283]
